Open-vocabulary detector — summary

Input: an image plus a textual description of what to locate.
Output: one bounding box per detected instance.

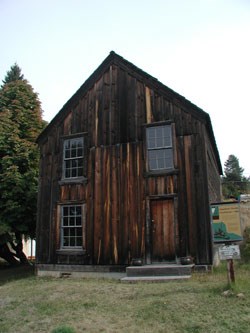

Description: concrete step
[121,275,191,283]
[126,264,193,277]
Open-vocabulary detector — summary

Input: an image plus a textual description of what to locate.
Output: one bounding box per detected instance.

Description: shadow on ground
[0,263,35,285]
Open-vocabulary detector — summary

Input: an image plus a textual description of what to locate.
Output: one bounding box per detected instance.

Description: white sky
[1,0,250,176]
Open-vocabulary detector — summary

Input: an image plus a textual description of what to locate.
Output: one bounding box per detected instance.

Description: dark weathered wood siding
[36,54,221,266]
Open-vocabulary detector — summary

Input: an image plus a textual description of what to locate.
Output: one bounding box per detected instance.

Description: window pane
[65,160,70,168]
[147,139,155,149]
[77,139,83,147]
[63,217,68,226]
[163,137,171,147]
[64,140,70,150]
[70,206,75,215]
[76,206,81,215]
[63,237,69,246]
[147,128,155,148]
[65,149,70,159]
[78,169,83,177]
[78,159,83,167]
[76,228,82,236]
[76,237,82,247]
[149,150,156,159]
[77,147,83,157]
[156,136,163,147]
[149,158,157,170]
[76,217,81,225]
[69,237,75,247]
[71,140,77,149]
[165,149,174,169]
[71,148,77,158]
[63,207,68,216]
[163,126,172,147]
[158,156,165,169]
[69,217,75,226]
[148,151,157,170]
[147,127,155,138]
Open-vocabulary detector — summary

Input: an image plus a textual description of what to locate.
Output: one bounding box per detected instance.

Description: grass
[0,263,250,333]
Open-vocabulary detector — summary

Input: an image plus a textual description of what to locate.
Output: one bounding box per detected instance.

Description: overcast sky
[1,0,250,176]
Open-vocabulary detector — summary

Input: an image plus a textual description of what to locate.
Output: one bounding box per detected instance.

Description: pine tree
[0,64,46,265]
[2,63,24,85]
[222,155,249,199]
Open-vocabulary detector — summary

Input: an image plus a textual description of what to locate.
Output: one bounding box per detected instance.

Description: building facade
[36,52,222,269]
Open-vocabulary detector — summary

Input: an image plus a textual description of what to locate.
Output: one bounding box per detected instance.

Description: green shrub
[51,326,75,333]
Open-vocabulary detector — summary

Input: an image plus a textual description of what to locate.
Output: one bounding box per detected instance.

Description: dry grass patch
[0,263,249,333]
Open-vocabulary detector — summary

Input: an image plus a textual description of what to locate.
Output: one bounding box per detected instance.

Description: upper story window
[63,137,84,179]
[146,125,173,171]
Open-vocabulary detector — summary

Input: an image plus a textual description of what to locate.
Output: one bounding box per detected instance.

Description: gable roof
[37,51,222,174]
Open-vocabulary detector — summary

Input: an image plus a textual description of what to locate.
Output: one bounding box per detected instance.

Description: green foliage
[224,154,244,179]
[0,64,46,263]
[222,155,250,199]
[2,63,24,85]
[51,326,76,333]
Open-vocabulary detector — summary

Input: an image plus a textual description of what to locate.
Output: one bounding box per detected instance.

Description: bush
[51,326,75,333]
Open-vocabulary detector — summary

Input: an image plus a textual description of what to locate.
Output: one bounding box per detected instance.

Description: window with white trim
[146,125,174,171]
[61,205,83,248]
[63,137,84,178]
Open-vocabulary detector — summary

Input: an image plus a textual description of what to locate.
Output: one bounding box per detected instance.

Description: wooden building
[36,51,222,270]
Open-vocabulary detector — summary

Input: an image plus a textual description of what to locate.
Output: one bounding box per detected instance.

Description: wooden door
[150,199,175,262]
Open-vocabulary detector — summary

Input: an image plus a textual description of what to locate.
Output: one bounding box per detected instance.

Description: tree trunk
[0,232,30,266]
[11,232,31,265]
[0,243,20,266]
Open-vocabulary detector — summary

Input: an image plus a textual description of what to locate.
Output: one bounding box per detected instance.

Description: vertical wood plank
[177,136,189,257]
[184,135,197,257]
[94,147,102,264]
[111,145,119,263]
[103,147,111,263]
[145,86,152,124]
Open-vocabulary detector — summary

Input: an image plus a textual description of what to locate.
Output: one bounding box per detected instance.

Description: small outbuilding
[36,51,222,272]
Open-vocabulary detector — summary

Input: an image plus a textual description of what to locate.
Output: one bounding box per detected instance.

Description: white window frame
[63,137,84,179]
[60,205,83,249]
[146,124,174,171]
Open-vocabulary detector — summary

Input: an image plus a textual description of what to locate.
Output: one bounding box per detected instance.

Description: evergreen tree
[2,63,24,85]
[0,64,46,265]
[222,154,249,199]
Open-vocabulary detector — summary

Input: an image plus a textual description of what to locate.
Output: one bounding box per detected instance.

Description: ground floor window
[61,205,83,248]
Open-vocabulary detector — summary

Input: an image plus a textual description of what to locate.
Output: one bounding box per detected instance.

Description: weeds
[51,326,75,333]
[0,264,250,333]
